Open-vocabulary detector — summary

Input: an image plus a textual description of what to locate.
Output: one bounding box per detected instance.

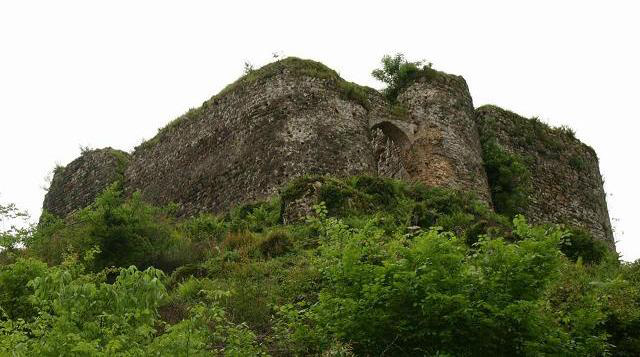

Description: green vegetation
[560,226,610,265]
[477,105,594,159]
[1,176,638,355]
[372,53,440,102]
[480,138,532,218]
[569,154,587,171]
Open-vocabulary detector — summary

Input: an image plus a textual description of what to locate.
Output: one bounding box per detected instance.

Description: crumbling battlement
[475,105,614,247]
[41,57,614,248]
[42,148,129,217]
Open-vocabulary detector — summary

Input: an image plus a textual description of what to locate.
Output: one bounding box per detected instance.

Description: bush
[0,258,47,321]
[0,256,266,355]
[8,174,634,355]
[276,213,617,356]
[603,261,640,356]
[181,213,227,243]
[481,139,532,218]
[29,184,188,272]
[560,227,609,264]
[221,231,259,260]
[259,230,293,257]
[372,53,438,101]
[227,199,281,233]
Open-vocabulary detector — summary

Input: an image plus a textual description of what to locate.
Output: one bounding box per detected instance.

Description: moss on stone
[476,105,588,158]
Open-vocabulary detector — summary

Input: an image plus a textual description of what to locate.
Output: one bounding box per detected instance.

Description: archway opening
[371,121,411,179]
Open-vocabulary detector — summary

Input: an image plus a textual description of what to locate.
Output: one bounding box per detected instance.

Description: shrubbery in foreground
[1,176,638,356]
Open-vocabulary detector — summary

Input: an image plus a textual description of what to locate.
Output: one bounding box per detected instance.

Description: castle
[42,57,614,248]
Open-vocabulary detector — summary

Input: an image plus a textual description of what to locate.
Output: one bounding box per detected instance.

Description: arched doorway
[370,120,412,179]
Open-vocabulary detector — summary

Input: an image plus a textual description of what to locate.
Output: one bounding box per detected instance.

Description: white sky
[1,1,638,260]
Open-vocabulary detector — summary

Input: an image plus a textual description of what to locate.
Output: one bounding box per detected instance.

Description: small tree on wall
[371,53,436,102]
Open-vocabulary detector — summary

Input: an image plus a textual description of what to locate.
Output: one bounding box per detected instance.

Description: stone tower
[395,74,491,204]
[124,58,376,215]
[41,57,614,248]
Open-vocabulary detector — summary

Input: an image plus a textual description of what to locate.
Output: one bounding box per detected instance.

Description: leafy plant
[372,53,438,101]
[559,226,609,264]
[4,174,634,356]
[481,139,532,218]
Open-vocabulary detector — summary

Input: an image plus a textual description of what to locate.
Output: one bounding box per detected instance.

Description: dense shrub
[258,230,293,257]
[560,226,609,264]
[604,261,640,356]
[0,258,47,321]
[30,184,191,272]
[0,256,265,355]
[481,139,532,217]
[372,53,439,101]
[2,175,634,355]
[181,213,227,243]
[227,198,281,233]
[221,231,258,254]
[276,213,620,356]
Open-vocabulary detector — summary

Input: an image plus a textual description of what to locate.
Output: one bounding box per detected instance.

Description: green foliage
[560,226,609,264]
[181,213,227,243]
[0,255,265,355]
[603,261,640,356]
[481,139,532,218]
[478,105,586,159]
[30,184,191,272]
[228,198,282,233]
[0,258,47,321]
[569,154,587,171]
[276,213,621,356]
[3,175,634,355]
[258,230,293,258]
[337,80,370,109]
[0,200,31,254]
[372,53,439,101]
[0,256,167,355]
[149,298,267,356]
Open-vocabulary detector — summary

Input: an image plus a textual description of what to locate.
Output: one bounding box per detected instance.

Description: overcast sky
[1,1,638,260]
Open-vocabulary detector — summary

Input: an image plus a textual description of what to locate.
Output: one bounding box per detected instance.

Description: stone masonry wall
[124,66,376,215]
[474,105,614,247]
[40,58,614,252]
[42,148,130,217]
[396,75,492,204]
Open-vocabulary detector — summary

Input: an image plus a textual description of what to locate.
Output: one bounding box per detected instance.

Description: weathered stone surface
[42,148,130,217]
[475,105,614,247]
[125,60,376,216]
[367,88,412,180]
[371,128,409,179]
[40,57,614,251]
[395,75,492,204]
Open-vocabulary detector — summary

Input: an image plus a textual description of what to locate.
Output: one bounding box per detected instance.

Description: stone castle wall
[396,75,492,204]
[41,57,614,247]
[475,105,613,247]
[42,148,129,217]
[124,66,376,215]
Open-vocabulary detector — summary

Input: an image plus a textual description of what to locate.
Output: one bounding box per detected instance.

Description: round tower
[395,74,492,204]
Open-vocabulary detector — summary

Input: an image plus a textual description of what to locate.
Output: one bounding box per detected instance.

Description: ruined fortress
[42,57,614,248]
